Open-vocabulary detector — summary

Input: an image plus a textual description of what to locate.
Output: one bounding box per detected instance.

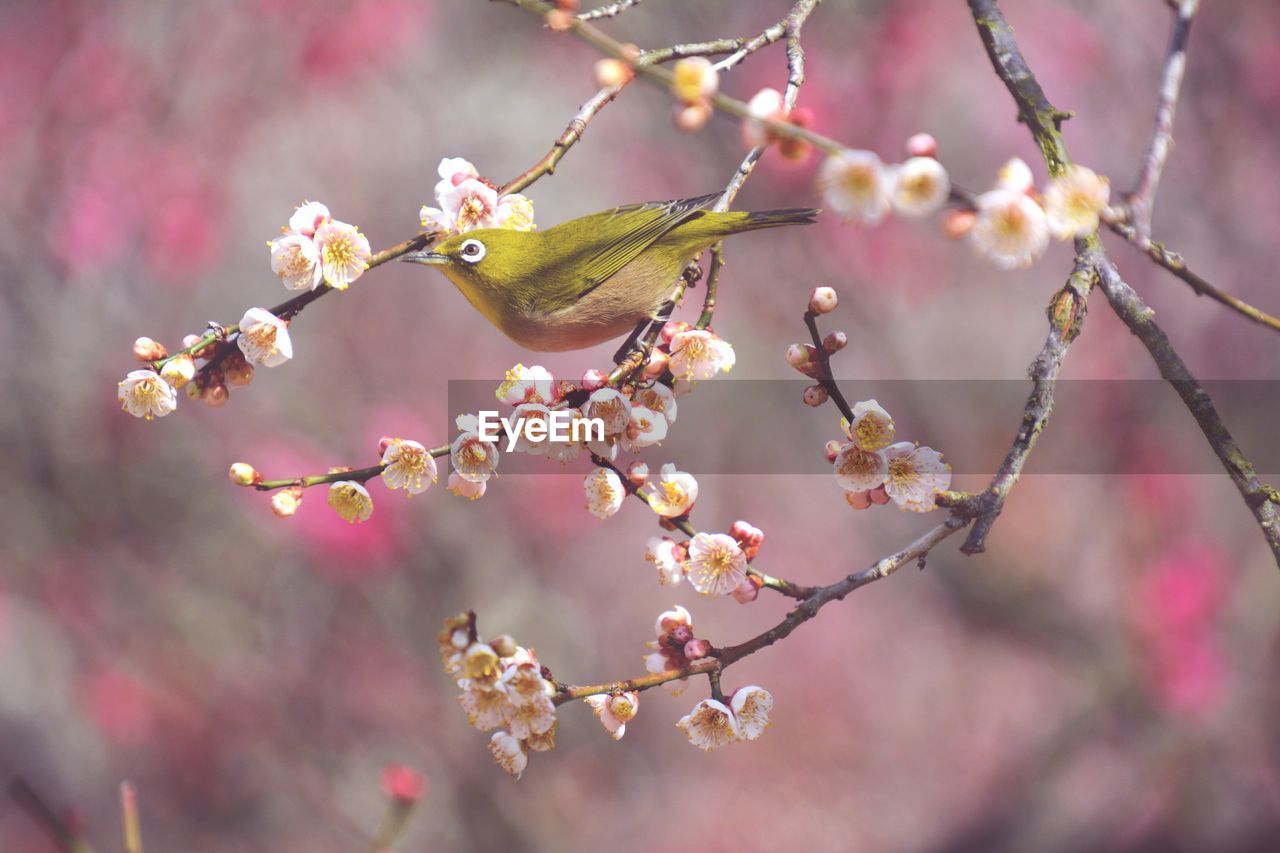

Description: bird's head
[401,229,531,295]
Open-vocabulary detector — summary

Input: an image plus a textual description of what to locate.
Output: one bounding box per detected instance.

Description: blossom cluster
[741,87,815,161]
[668,57,719,132]
[117,306,295,419]
[269,200,372,292]
[419,157,535,236]
[959,159,1111,269]
[644,522,765,601]
[439,613,557,780]
[817,133,951,225]
[828,399,951,512]
[642,607,774,749]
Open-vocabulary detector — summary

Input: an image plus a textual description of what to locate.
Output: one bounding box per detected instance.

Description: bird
[402,193,818,352]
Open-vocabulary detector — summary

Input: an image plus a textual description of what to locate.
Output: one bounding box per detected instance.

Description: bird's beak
[401,250,449,266]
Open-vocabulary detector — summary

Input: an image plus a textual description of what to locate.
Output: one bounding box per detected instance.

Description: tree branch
[1124,0,1199,247]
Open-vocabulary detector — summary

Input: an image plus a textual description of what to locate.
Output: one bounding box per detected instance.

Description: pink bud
[581,369,607,391]
[627,460,649,487]
[660,321,691,345]
[809,286,838,314]
[868,485,891,505]
[824,440,843,463]
[133,337,168,362]
[785,343,810,369]
[732,576,761,604]
[905,132,938,158]
[644,348,670,378]
[594,58,633,89]
[729,520,753,542]
[803,384,829,407]
[673,101,712,133]
[823,331,848,354]
[845,490,872,510]
[683,638,711,660]
[377,435,395,455]
[204,383,229,407]
[381,764,427,802]
[942,209,977,240]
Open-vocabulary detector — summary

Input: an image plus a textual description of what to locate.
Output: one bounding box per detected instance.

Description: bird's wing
[571,193,722,297]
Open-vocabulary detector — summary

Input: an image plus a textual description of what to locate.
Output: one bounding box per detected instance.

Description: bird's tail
[741,208,821,229]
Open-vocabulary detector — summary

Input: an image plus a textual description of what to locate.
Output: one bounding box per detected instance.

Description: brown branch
[253,446,449,493]
[1091,251,1280,566]
[968,0,1280,569]
[802,309,855,423]
[554,515,967,703]
[1124,0,1199,247]
[956,260,1096,554]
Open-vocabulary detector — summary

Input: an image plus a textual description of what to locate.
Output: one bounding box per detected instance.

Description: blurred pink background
[2,0,1280,850]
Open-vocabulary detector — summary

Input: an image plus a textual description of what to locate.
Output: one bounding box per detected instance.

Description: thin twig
[1125,0,1199,247]
[1104,219,1280,334]
[803,309,855,423]
[253,447,449,493]
[554,515,966,703]
[578,0,645,21]
[501,79,634,195]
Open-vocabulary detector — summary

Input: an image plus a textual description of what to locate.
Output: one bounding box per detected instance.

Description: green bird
[402,193,818,352]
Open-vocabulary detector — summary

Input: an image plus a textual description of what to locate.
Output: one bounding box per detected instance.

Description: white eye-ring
[459,238,486,264]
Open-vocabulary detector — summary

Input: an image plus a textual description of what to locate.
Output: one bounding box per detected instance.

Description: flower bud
[785,343,811,370]
[204,383,229,407]
[803,384,828,407]
[996,157,1034,195]
[673,101,712,133]
[941,209,977,240]
[228,462,260,486]
[683,638,711,660]
[224,355,254,387]
[809,286,838,314]
[581,369,606,391]
[490,634,519,658]
[594,58,632,89]
[905,132,938,158]
[660,321,690,345]
[160,354,196,388]
[845,489,872,510]
[608,691,639,722]
[271,487,303,518]
[823,331,848,355]
[868,484,891,505]
[133,337,167,362]
[546,8,573,31]
[732,576,761,604]
[381,764,426,803]
[377,435,395,455]
[185,381,205,401]
[778,108,814,162]
[626,460,649,487]
[824,440,843,463]
[643,348,670,378]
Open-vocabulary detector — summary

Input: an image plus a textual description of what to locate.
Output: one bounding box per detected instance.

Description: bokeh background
[3,0,1280,850]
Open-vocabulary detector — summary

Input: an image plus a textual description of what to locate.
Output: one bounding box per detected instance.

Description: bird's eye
[459,239,486,264]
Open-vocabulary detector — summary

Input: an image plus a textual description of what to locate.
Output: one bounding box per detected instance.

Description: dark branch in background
[803,310,855,422]
[1124,0,1199,247]
[967,0,1280,569]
